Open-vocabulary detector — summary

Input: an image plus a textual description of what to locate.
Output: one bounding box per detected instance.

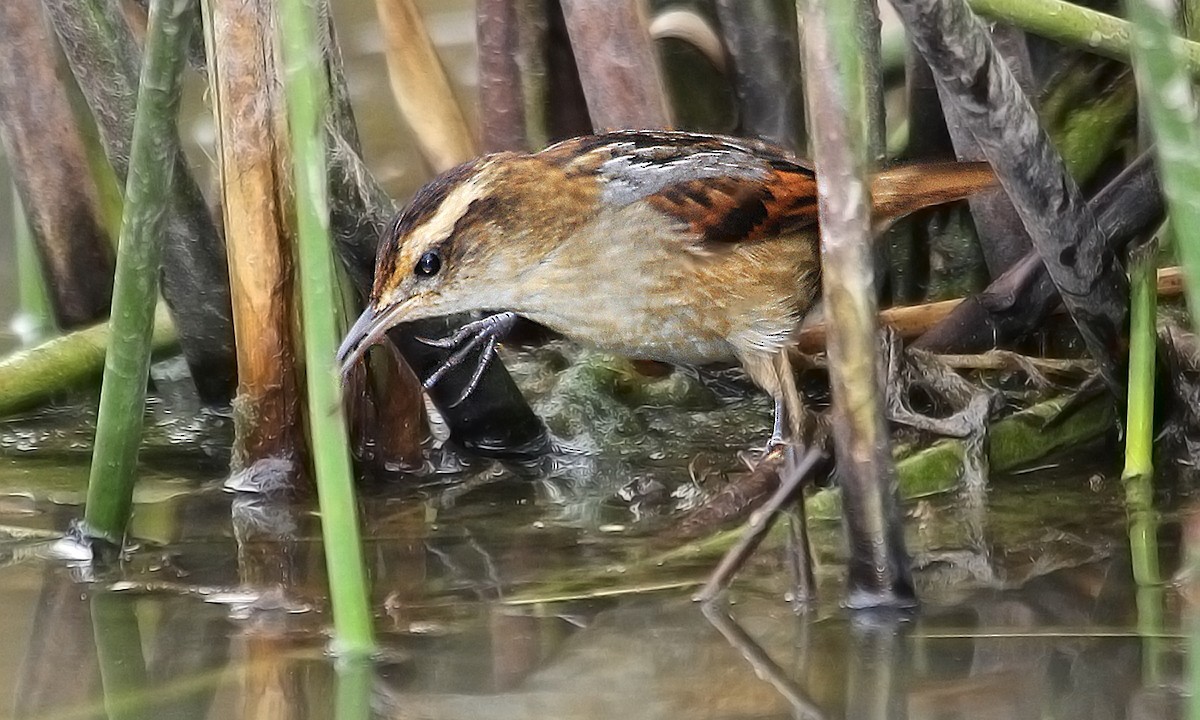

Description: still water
[0,1,1193,718]
[0,384,1190,719]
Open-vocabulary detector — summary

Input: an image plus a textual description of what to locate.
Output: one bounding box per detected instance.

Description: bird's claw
[421,312,518,405]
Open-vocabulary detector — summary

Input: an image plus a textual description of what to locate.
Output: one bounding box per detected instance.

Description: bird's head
[336,152,597,376]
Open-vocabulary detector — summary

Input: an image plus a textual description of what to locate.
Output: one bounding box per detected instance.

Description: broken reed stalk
[802,0,915,608]
[968,0,1200,77]
[1123,241,1158,481]
[12,187,54,344]
[892,0,1128,398]
[796,265,1185,353]
[201,0,306,482]
[0,306,175,418]
[1127,0,1200,333]
[0,0,115,328]
[279,0,374,656]
[374,0,477,171]
[83,0,191,544]
[559,0,673,130]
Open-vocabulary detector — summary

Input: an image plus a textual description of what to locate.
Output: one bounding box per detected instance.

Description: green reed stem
[279,0,375,656]
[83,0,191,543]
[1123,240,1158,481]
[970,0,1200,77]
[1126,0,1200,332]
[1122,242,1164,683]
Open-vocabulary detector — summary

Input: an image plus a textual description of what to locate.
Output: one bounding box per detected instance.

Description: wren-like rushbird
[337,130,994,445]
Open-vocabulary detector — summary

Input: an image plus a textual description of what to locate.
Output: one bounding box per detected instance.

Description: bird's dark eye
[415,250,441,277]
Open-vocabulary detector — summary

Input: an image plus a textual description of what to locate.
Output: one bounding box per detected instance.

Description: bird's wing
[538,130,994,252]
[539,131,820,252]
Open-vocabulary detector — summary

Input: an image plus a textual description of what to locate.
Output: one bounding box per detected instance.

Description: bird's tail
[869,161,996,230]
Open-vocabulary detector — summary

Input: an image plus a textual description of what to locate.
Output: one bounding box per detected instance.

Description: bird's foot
[418,312,518,405]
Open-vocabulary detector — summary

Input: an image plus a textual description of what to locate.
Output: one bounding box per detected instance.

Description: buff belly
[512,207,817,366]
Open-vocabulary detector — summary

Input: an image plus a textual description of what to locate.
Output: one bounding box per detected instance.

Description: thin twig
[693,447,822,603]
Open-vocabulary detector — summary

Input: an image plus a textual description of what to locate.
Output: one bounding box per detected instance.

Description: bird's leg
[768,397,787,450]
[418,312,518,401]
[740,349,815,453]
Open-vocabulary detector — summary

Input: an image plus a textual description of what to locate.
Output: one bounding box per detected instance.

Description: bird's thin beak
[337,302,408,379]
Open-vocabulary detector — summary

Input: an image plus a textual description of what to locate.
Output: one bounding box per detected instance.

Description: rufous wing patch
[646,165,821,249]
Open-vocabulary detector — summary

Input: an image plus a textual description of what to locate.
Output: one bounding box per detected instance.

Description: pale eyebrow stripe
[407,167,496,250]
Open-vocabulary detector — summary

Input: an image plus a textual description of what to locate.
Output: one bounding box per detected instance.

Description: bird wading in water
[336,130,994,447]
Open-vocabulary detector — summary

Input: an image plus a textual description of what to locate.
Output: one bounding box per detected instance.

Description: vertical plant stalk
[714,0,806,152]
[1127,0,1200,333]
[559,0,673,130]
[892,0,1128,399]
[201,0,306,482]
[1123,240,1158,481]
[1122,239,1164,684]
[858,0,886,159]
[374,0,477,171]
[83,0,191,543]
[801,0,915,608]
[12,187,55,344]
[0,0,115,328]
[477,0,525,152]
[280,0,375,655]
[315,13,427,470]
[334,658,374,720]
[42,0,237,402]
[544,0,593,141]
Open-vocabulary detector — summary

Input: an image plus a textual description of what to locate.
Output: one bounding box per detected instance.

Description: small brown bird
[337,130,993,445]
